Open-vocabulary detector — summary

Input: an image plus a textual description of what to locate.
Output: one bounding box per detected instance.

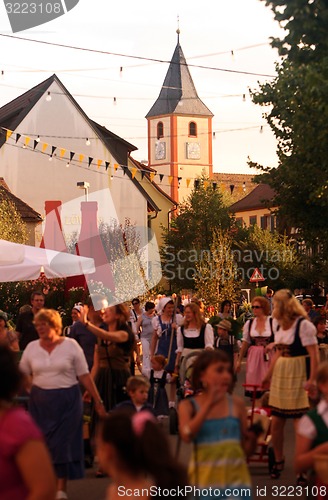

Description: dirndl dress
[155,316,177,372]
[189,397,252,500]
[148,369,169,416]
[269,318,311,418]
[29,384,84,479]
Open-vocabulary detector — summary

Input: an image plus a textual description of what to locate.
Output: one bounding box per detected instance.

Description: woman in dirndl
[19,309,105,499]
[236,296,274,398]
[262,289,319,481]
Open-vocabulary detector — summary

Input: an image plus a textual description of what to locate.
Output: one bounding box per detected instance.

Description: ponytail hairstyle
[98,411,188,489]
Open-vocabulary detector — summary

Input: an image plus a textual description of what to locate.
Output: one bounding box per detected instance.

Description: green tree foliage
[250,0,328,278]
[235,225,304,290]
[194,228,241,315]
[0,199,28,243]
[161,177,233,290]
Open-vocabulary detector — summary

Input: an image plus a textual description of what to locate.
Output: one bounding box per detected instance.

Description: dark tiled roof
[90,120,137,167]
[229,183,277,212]
[0,178,42,222]
[146,43,213,118]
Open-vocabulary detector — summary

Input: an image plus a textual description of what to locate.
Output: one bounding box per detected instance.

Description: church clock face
[155,141,166,160]
[186,142,201,160]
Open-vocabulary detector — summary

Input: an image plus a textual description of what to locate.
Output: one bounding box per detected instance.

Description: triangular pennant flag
[51,146,57,155]
[88,157,93,167]
[141,171,145,180]
[78,154,84,163]
[6,129,13,141]
[60,148,66,158]
[114,163,119,171]
[105,161,110,171]
[131,167,137,179]
[204,180,209,189]
[122,166,128,175]
[70,151,75,162]
[168,176,173,185]
[149,172,155,182]
[33,140,38,150]
[42,143,48,152]
[186,178,191,188]
[15,133,21,143]
[178,177,182,185]
[97,159,102,169]
[24,137,31,147]
[212,182,217,191]
[159,174,164,182]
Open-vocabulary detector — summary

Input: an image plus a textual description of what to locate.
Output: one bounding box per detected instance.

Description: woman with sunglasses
[236,296,274,398]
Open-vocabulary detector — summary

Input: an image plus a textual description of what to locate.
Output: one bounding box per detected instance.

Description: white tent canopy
[0,239,95,282]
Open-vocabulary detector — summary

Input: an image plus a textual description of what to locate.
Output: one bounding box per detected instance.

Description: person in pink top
[0,344,56,500]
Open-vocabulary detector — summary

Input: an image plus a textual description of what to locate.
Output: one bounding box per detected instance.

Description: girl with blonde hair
[262,289,319,481]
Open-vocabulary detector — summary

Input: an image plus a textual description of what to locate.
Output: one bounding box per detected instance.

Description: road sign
[249,268,265,283]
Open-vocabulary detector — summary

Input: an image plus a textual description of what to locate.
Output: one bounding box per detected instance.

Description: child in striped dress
[178,350,258,500]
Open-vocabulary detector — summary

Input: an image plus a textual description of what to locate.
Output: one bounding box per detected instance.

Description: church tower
[146,32,213,204]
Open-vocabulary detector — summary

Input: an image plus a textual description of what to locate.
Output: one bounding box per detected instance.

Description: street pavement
[67,362,307,500]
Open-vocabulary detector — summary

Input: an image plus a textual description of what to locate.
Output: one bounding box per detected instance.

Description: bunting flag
[1,126,226,191]
[6,129,13,141]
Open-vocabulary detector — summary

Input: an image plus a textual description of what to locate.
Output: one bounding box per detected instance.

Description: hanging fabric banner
[204,180,209,189]
[105,161,110,171]
[42,143,48,152]
[51,146,57,155]
[149,172,155,182]
[88,157,93,167]
[159,174,164,182]
[114,164,119,171]
[186,178,191,188]
[131,167,137,179]
[168,176,173,185]
[60,148,66,158]
[70,152,75,162]
[79,154,84,163]
[24,137,31,147]
[97,159,102,169]
[15,133,21,143]
[33,140,38,150]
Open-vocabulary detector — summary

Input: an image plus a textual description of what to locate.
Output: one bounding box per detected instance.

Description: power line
[0,34,276,78]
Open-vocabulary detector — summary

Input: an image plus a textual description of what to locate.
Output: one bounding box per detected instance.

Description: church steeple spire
[146,38,213,118]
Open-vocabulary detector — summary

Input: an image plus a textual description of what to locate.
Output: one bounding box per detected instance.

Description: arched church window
[189,121,197,137]
[157,122,164,139]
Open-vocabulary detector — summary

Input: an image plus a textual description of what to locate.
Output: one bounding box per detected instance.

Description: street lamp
[77,181,90,201]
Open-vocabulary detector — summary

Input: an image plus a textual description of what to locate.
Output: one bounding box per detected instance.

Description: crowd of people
[0,287,327,499]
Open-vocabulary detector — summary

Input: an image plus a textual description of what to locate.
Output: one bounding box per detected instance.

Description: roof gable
[146,43,213,118]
